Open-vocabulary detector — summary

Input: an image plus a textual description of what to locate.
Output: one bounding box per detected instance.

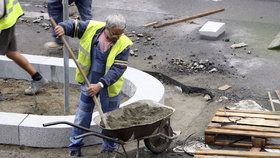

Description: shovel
[49,17,109,128]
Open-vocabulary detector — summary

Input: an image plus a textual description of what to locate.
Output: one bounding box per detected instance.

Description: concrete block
[199,21,225,39]
[122,67,165,106]
[19,114,102,147]
[0,112,28,145]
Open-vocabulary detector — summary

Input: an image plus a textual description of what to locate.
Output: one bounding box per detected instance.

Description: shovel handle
[49,17,109,128]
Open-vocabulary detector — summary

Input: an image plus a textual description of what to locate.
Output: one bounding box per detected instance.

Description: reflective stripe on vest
[75,20,133,97]
[0,0,23,30]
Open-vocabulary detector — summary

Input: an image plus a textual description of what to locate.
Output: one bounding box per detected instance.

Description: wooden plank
[215,111,280,120]
[143,21,158,27]
[217,108,280,115]
[212,140,280,149]
[251,137,266,148]
[212,116,280,127]
[208,122,280,133]
[195,149,280,157]
[268,92,276,111]
[205,128,280,138]
[212,140,253,148]
[153,8,225,28]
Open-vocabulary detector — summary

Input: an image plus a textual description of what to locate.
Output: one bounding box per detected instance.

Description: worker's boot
[69,149,82,157]
[0,92,4,101]
[44,41,63,50]
[24,77,48,95]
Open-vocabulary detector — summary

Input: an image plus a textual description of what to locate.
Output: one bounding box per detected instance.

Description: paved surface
[17,0,280,103]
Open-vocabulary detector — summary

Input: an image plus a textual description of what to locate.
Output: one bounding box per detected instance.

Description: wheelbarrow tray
[94,100,175,142]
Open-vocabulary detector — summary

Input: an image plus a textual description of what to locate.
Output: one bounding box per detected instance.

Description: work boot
[100,149,118,158]
[44,41,63,50]
[24,77,48,95]
[0,92,4,101]
[69,150,82,157]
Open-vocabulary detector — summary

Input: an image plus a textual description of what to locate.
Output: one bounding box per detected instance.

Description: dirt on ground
[0,78,80,115]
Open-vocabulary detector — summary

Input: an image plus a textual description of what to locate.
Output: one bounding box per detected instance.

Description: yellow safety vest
[0,0,23,30]
[76,20,133,97]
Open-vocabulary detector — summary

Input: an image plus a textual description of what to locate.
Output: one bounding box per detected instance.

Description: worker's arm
[99,47,130,88]
[55,20,89,38]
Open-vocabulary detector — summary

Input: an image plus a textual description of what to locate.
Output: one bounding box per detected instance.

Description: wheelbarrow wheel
[144,125,173,154]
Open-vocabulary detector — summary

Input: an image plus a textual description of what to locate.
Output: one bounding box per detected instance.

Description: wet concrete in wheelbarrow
[102,101,174,129]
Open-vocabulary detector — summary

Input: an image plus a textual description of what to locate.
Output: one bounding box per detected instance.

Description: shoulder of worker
[58,20,90,29]
[58,20,90,37]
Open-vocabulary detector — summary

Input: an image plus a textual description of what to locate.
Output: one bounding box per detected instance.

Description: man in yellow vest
[54,14,132,157]
[0,0,48,95]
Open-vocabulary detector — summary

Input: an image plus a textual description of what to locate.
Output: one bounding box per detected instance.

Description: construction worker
[0,0,48,95]
[44,0,92,50]
[54,14,132,156]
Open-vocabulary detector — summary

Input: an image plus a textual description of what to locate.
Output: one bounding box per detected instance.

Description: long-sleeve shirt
[58,20,130,88]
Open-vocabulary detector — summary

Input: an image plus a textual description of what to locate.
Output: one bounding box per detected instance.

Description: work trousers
[69,84,120,152]
[47,0,92,44]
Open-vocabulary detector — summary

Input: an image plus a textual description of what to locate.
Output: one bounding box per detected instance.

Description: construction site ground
[1,0,280,157]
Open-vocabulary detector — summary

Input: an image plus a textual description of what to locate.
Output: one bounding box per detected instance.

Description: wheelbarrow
[43,100,178,158]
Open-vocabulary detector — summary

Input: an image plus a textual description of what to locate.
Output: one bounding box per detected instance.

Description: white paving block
[199,21,225,39]
[19,114,102,147]
[0,112,28,145]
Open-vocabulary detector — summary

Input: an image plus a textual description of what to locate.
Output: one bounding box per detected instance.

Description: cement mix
[103,100,174,129]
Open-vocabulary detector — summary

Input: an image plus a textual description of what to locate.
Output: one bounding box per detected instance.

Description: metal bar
[136,140,140,158]
[74,132,125,145]
[121,144,129,158]
[43,121,94,132]
[63,0,70,113]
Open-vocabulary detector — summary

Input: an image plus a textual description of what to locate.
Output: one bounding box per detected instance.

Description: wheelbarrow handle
[74,132,125,145]
[43,121,94,132]
[49,17,109,129]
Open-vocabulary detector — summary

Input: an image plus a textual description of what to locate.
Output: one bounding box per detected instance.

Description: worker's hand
[87,84,102,96]
[54,25,65,37]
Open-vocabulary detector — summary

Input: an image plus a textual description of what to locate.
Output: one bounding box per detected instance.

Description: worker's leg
[45,0,64,49]
[75,0,92,21]
[69,84,95,156]
[100,89,121,152]
[6,51,36,76]
[1,26,48,95]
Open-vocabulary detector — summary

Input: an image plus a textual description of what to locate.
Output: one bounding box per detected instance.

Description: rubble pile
[168,58,219,74]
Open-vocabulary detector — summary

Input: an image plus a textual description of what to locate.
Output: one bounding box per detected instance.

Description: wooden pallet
[194,149,280,158]
[205,108,280,149]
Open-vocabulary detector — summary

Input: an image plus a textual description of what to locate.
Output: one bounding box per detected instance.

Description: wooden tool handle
[50,17,109,128]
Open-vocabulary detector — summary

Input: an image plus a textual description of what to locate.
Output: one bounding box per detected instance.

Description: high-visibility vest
[0,0,23,30]
[76,20,133,97]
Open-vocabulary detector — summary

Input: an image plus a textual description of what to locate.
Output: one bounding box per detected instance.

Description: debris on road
[268,32,280,49]
[204,94,212,101]
[33,17,43,23]
[218,84,231,91]
[199,21,225,40]
[230,42,247,49]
